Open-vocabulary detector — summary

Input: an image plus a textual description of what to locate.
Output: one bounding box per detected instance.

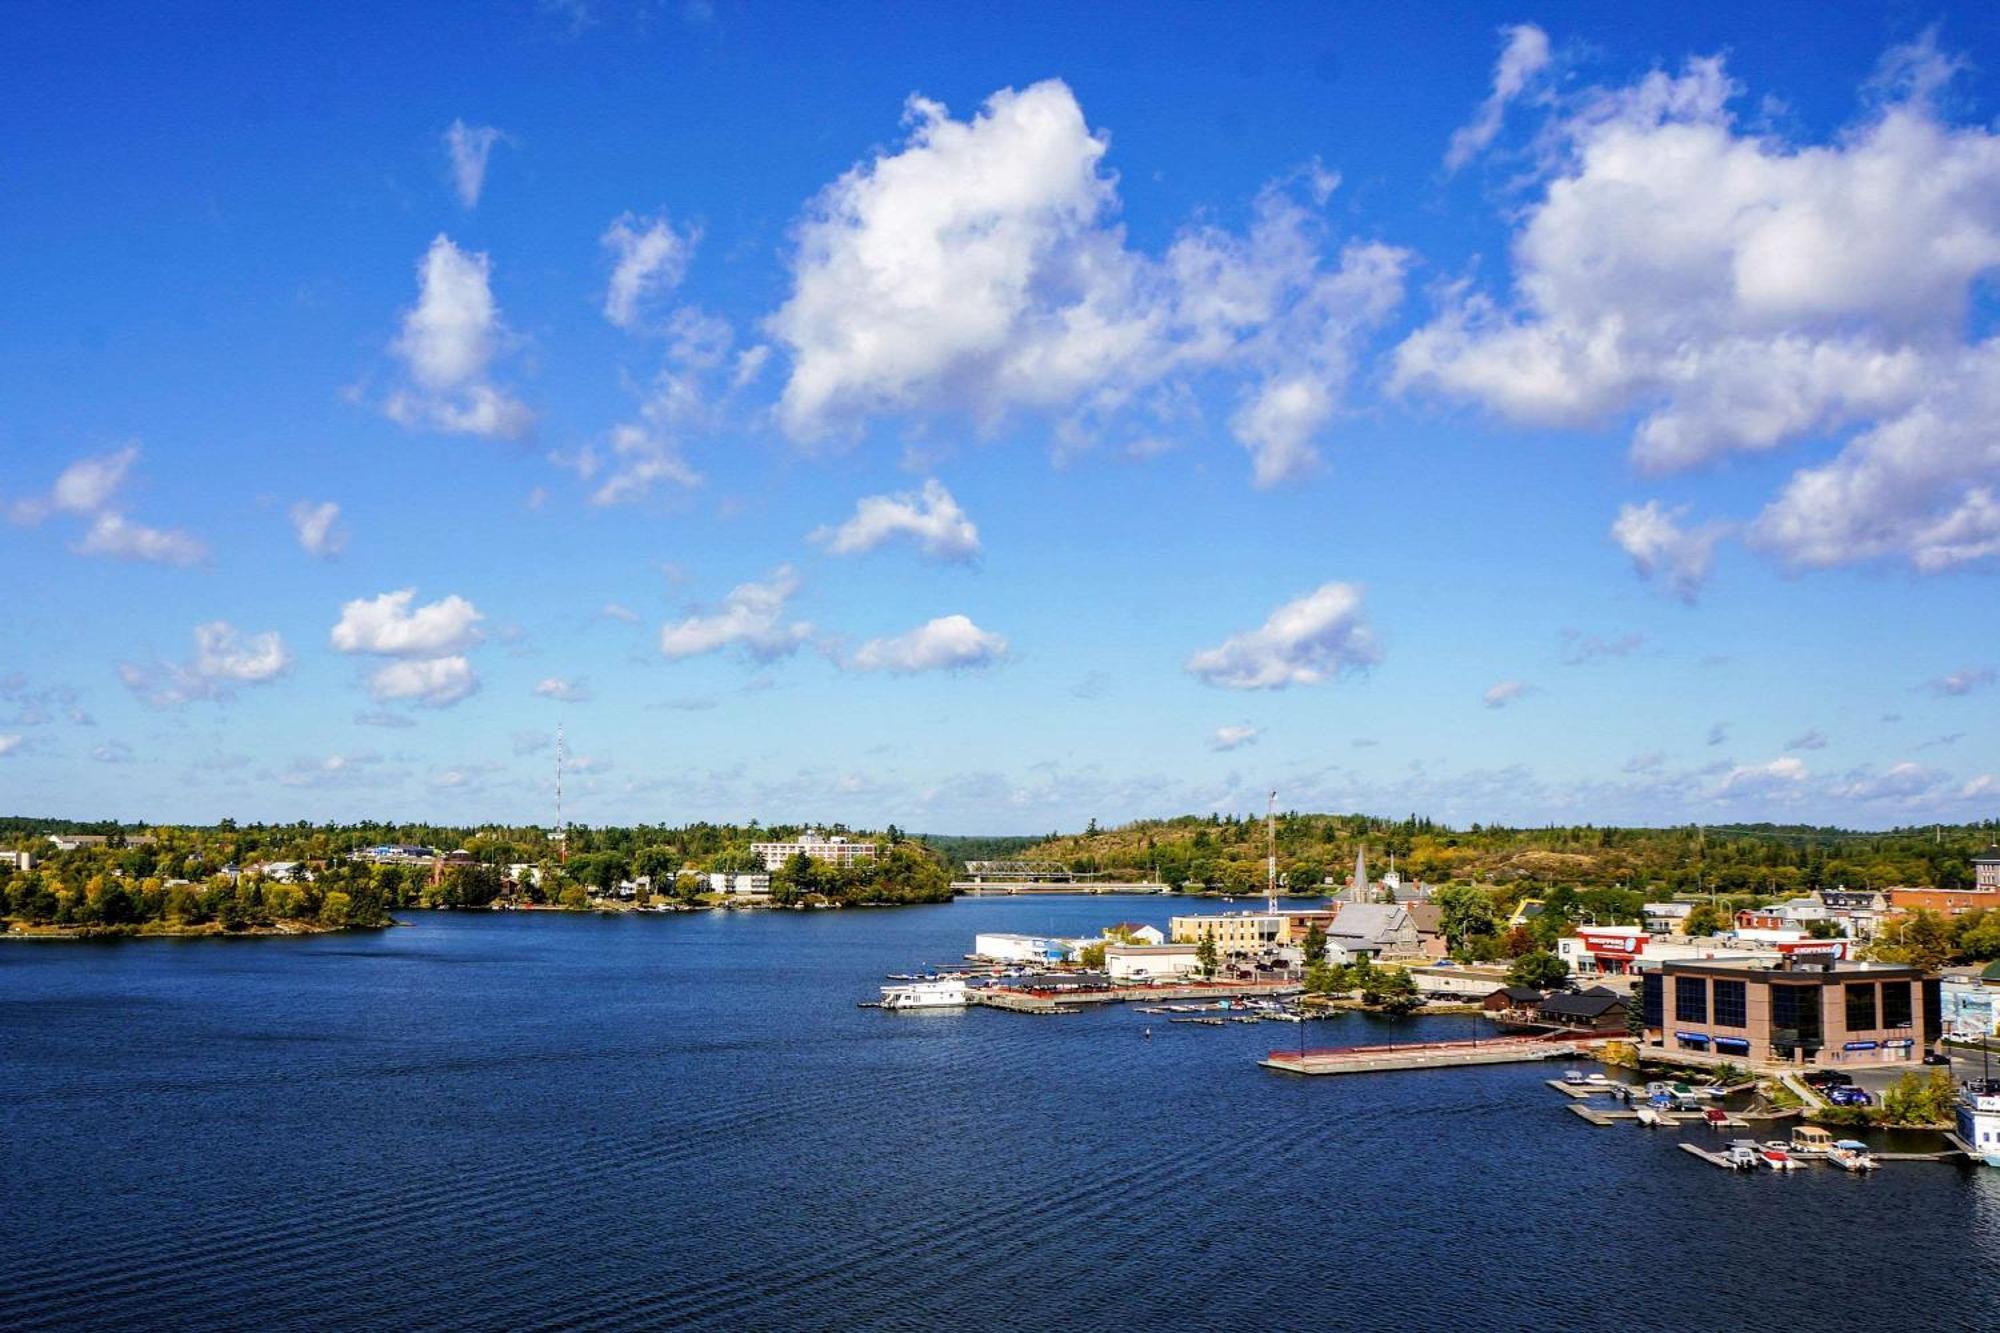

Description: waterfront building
[749,831,877,872]
[1639,956,1939,1068]
[1533,987,1630,1033]
[1171,912,1286,953]
[973,932,1077,964]
[1103,943,1201,982]
[1323,903,1420,961]
[1403,901,1448,958]
[1103,922,1166,945]
[707,871,771,895]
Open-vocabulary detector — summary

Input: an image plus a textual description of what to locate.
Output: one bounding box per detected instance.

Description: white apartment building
[707,871,772,895]
[749,831,878,872]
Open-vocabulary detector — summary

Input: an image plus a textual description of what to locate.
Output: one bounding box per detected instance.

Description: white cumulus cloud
[1397,36,2000,577]
[0,734,23,757]
[811,479,981,562]
[1483,680,1532,709]
[120,621,291,707]
[384,235,533,439]
[369,656,478,708]
[660,566,812,661]
[444,119,504,209]
[1715,756,1808,796]
[767,79,1409,486]
[331,588,483,657]
[76,512,207,567]
[847,614,1008,674]
[1609,501,1724,602]
[289,500,347,559]
[1186,582,1378,690]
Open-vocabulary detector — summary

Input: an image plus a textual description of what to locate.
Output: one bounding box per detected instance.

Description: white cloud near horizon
[1209,724,1261,752]
[846,614,1008,674]
[811,479,980,562]
[1186,582,1378,690]
[444,119,504,209]
[1444,24,1552,172]
[534,675,593,702]
[660,566,812,661]
[384,235,534,439]
[768,79,1409,487]
[1397,35,2000,580]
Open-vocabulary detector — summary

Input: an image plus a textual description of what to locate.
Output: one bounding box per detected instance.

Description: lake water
[5,896,2000,1330]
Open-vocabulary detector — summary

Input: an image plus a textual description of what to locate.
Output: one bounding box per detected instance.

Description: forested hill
[1022,815,2000,897]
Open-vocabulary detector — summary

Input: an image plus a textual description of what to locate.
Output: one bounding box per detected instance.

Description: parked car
[1923,1051,1952,1066]
[1827,1086,1873,1107]
[1804,1070,1855,1089]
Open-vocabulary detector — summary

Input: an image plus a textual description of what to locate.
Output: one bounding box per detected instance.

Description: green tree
[1363,966,1422,1015]
[1683,903,1729,937]
[1195,932,1219,979]
[1434,884,1498,956]
[1077,940,1108,969]
[1302,922,1328,965]
[1507,949,1570,990]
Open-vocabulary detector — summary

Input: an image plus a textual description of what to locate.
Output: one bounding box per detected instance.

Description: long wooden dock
[1261,1034,1575,1076]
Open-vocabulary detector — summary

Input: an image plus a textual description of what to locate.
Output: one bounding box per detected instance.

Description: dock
[1679,1141,1963,1168]
[1260,1034,1576,1076]
[973,980,1299,1015]
[1569,1103,1752,1128]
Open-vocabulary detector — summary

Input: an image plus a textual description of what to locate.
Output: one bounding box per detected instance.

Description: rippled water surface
[6,898,2000,1331]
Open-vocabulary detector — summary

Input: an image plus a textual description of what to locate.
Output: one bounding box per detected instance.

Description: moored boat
[1828,1139,1879,1172]
[879,976,968,1010]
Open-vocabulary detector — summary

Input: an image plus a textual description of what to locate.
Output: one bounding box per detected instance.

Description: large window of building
[1642,974,1663,1029]
[1845,983,1878,1032]
[1712,979,1747,1028]
[1771,984,1823,1054]
[1675,976,1707,1023]
[1882,981,1913,1029]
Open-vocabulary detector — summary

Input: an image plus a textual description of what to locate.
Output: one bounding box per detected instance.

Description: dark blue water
[5,897,2000,1331]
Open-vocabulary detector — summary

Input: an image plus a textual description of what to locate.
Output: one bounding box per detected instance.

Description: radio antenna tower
[554,721,568,862]
[1266,789,1278,914]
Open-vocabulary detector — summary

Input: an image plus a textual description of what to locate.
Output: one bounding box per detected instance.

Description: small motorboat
[1635,1106,1667,1127]
[1705,1107,1730,1127]
[1828,1139,1879,1172]
[1725,1141,1762,1170]
[1563,1069,1590,1085]
[1760,1143,1800,1171]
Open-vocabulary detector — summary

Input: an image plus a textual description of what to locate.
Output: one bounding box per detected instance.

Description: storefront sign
[1843,1040,1879,1051]
[1578,930,1645,956]
[1883,1039,1914,1049]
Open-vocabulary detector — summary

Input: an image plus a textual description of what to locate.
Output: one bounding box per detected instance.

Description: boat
[1828,1139,1879,1172]
[1705,1107,1730,1127]
[1759,1143,1799,1171]
[1563,1069,1590,1085]
[1635,1107,1667,1127]
[1724,1140,1762,1170]
[878,976,968,1010]
[1956,1079,2000,1168]
[1790,1125,1835,1158]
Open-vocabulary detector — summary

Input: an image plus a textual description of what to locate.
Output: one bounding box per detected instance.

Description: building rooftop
[1538,991,1627,1019]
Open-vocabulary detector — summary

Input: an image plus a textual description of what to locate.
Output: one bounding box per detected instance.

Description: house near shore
[1533,987,1630,1033]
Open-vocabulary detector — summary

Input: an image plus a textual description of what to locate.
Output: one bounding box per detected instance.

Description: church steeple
[1351,845,1369,904]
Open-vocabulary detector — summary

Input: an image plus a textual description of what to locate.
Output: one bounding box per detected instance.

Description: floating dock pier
[972,980,1299,1015]
[1260,1034,1577,1076]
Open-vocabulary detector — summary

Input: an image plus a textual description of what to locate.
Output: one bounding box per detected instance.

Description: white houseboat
[880,976,969,1010]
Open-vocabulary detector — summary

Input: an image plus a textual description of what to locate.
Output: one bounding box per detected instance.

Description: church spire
[1352,844,1369,904]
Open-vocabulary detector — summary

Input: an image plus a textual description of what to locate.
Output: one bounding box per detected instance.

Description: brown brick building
[1639,957,1939,1068]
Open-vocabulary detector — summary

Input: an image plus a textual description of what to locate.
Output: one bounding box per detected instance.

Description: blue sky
[4,1,2000,831]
